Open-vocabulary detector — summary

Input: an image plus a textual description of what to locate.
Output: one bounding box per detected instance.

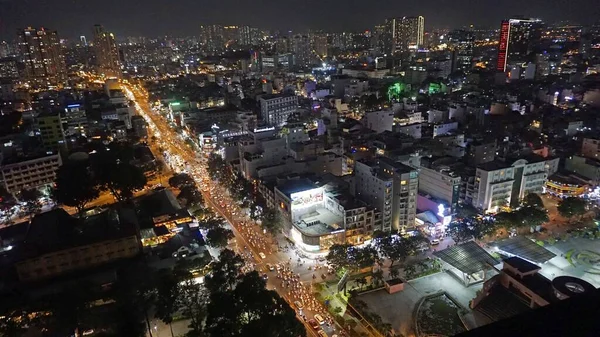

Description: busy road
[121,83,349,337]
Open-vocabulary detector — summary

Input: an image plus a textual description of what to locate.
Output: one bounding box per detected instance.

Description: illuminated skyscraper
[93,25,121,78]
[395,16,424,51]
[496,18,543,72]
[17,27,67,83]
[381,16,425,54]
[291,34,311,66]
[448,28,474,72]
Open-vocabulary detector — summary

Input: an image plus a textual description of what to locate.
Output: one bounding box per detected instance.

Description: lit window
[401,180,407,185]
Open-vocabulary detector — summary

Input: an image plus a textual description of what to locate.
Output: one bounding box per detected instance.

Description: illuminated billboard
[496,20,510,72]
[290,187,324,210]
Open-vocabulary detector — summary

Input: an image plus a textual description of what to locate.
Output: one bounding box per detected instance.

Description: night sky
[1,0,598,40]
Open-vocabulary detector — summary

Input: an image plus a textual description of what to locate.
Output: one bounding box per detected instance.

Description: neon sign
[497,20,510,72]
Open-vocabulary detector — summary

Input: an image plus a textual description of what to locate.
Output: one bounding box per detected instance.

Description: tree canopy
[54,161,100,215]
[557,197,587,219]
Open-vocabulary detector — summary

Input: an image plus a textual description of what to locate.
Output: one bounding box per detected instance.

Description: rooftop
[503,256,541,274]
[433,241,499,275]
[477,160,511,172]
[493,237,556,264]
[294,208,343,236]
[276,178,319,199]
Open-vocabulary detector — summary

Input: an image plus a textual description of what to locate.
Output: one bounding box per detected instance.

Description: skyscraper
[395,16,425,52]
[93,25,121,78]
[291,34,311,67]
[448,28,474,73]
[17,27,67,83]
[381,16,425,54]
[200,25,225,52]
[496,18,543,72]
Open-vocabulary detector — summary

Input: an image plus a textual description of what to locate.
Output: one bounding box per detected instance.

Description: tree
[178,185,204,207]
[205,271,305,337]
[372,270,384,286]
[519,206,549,228]
[155,270,180,337]
[206,227,234,248]
[557,197,587,220]
[389,267,400,280]
[376,234,427,267]
[349,246,378,270]
[178,279,208,335]
[169,173,195,189]
[18,188,42,221]
[54,161,100,216]
[326,244,353,271]
[260,207,282,235]
[91,143,148,201]
[204,249,245,294]
[523,193,544,209]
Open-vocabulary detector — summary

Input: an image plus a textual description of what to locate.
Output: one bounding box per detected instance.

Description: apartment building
[354,156,418,233]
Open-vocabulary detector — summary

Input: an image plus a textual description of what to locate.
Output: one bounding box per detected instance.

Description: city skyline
[1,0,599,40]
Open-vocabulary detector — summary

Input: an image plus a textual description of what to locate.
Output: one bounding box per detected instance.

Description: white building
[0,153,62,193]
[418,159,462,211]
[471,156,559,212]
[354,157,418,233]
[363,110,394,133]
[433,122,458,137]
[259,94,298,126]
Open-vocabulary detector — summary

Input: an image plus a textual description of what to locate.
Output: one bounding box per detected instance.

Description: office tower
[354,157,418,233]
[448,28,474,72]
[17,27,67,83]
[0,58,19,78]
[200,25,225,52]
[259,94,298,126]
[80,36,87,46]
[291,34,311,66]
[496,17,543,72]
[93,25,121,78]
[395,16,424,51]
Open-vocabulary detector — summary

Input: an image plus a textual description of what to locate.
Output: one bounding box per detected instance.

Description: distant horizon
[1,0,598,41]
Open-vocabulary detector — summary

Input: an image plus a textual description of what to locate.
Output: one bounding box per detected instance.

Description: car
[317,331,328,337]
[430,239,440,246]
[314,314,325,325]
[259,252,266,259]
[294,300,303,310]
[308,319,320,330]
[267,264,275,271]
[261,273,268,280]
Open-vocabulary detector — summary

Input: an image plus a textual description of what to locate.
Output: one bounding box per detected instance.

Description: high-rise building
[80,36,87,46]
[448,28,474,73]
[0,41,12,58]
[371,24,389,55]
[311,33,328,58]
[291,34,311,66]
[93,25,121,78]
[17,27,67,83]
[354,157,418,233]
[395,16,425,52]
[200,25,225,52]
[239,26,260,46]
[223,26,240,47]
[496,18,543,72]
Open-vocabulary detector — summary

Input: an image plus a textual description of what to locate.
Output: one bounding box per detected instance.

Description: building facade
[17,27,67,83]
[0,153,62,194]
[259,94,298,126]
[354,157,418,233]
[93,25,121,78]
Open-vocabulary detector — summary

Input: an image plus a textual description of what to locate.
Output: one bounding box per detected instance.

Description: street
[122,83,350,337]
